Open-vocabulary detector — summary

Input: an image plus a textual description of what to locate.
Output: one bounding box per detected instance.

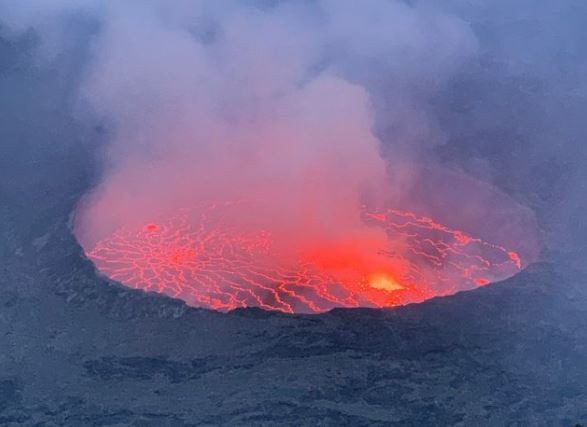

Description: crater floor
[0,131,586,426]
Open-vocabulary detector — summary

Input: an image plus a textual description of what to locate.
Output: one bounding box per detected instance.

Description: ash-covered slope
[1,108,586,426]
[2,197,587,426]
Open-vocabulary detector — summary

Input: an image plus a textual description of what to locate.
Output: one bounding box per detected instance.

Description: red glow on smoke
[85,202,523,313]
[144,223,159,233]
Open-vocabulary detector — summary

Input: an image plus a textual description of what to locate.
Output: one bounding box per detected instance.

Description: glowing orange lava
[86,203,523,313]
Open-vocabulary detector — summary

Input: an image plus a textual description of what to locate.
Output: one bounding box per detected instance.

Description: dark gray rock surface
[1,144,586,425]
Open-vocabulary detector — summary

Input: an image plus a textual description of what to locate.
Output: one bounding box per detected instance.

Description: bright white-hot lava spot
[84,202,524,313]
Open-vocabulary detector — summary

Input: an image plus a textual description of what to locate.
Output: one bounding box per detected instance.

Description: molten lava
[85,202,523,313]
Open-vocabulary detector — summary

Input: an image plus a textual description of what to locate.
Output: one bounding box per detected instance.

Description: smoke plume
[0,0,542,304]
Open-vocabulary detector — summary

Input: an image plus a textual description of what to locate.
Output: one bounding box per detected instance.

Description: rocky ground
[0,122,586,427]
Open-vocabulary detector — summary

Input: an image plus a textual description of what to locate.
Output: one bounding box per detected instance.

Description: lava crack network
[87,204,522,313]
